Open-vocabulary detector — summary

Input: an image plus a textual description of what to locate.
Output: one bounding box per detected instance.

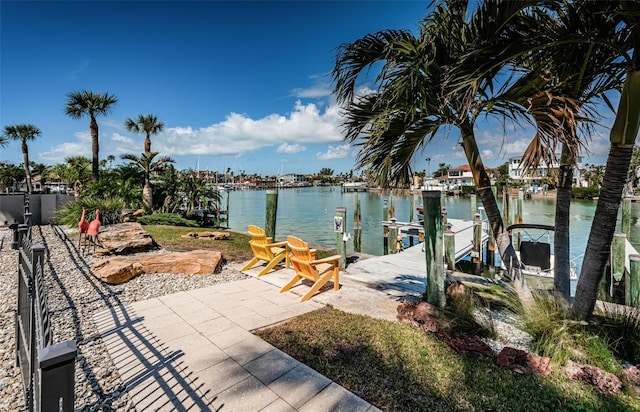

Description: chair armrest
[311,255,341,265]
[267,241,288,248]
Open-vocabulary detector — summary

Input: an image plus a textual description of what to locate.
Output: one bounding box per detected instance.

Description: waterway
[224,186,640,274]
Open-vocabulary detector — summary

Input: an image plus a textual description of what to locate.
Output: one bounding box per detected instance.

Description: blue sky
[1,1,615,177]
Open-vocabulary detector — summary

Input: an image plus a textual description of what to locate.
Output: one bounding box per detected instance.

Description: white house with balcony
[508,156,586,187]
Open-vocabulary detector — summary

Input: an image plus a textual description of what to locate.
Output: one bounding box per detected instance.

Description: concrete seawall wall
[0,194,75,225]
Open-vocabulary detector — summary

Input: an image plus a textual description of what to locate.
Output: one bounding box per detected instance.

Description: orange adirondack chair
[241,225,289,276]
[281,235,340,302]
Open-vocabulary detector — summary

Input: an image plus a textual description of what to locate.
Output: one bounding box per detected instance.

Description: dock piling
[627,254,640,307]
[265,189,278,240]
[354,196,362,252]
[422,190,445,308]
[335,207,347,270]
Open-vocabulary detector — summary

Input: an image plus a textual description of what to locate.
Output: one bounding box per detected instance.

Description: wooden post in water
[226,191,230,228]
[470,193,477,219]
[502,188,511,228]
[389,196,395,219]
[622,198,631,237]
[627,254,640,307]
[441,207,447,226]
[335,207,347,270]
[409,194,415,247]
[383,199,389,255]
[513,191,523,251]
[422,190,445,307]
[353,195,362,252]
[473,213,483,275]
[444,223,455,270]
[389,218,398,254]
[265,189,278,240]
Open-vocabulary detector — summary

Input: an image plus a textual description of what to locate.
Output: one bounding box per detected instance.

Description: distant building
[279,173,308,187]
[508,156,586,187]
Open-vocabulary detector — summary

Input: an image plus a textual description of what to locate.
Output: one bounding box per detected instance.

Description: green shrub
[137,213,199,227]
[460,185,476,195]
[53,198,125,227]
[590,304,640,364]
[572,187,599,199]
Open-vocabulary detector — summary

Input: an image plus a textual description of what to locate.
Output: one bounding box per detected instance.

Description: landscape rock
[180,231,230,240]
[93,222,155,255]
[622,364,640,394]
[564,360,622,395]
[437,331,495,358]
[496,347,552,376]
[91,250,223,284]
[397,301,447,332]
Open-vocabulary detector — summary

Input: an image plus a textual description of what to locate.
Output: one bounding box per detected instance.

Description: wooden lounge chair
[241,225,289,276]
[281,235,340,302]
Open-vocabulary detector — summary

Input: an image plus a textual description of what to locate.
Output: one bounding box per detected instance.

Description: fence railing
[14,197,77,411]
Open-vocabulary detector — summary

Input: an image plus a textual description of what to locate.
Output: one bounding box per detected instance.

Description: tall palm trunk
[144,136,151,154]
[573,70,640,320]
[143,176,153,212]
[90,116,100,182]
[554,145,573,301]
[21,142,32,193]
[459,121,528,298]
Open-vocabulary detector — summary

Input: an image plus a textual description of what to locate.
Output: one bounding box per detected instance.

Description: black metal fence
[14,197,77,411]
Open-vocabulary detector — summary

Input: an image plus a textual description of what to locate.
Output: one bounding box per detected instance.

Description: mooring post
[444,223,455,270]
[473,213,483,276]
[353,195,362,252]
[441,207,447,226]
[422,190,445,307]
[622,197,631,237]
[335,207,347,269]
[226,191,230,228]
[612,232,627,289]
[389,218,398,254]
[627,254,640,307]
[470,193,476,219]
[383,199,389,255]
[265,189,278,240]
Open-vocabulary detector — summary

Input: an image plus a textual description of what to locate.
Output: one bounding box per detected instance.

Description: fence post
[422,190,445,307]
[265,189,278,240]
[38,341,77,412]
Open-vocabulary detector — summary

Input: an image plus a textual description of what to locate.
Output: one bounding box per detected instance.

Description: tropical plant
[2,124,41,193]
[124,114,164,154]
[64,90,118,182]
[0,162,25,193]
[121,151,175,212]
[29,162,50,193]
[571,2,640,320]
[50,156,92,199]
[179,170,221,217]
[331,0,567,294]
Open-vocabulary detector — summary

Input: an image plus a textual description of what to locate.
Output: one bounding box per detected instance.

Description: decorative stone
[93,222,155,255]
[437,331,495,358]
[496,347,552,376]
[564,360,622,395]
[622,364,640,394]
[180,231,230,240]
[397,301,448,332]
[91,250,223,284]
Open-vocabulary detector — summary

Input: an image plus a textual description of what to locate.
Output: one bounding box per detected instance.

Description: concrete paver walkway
[94,275,381,411]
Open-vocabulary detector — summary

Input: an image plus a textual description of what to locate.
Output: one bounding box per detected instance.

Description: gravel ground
[0,225,246,412]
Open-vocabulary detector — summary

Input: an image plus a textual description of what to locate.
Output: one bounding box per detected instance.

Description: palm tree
[572,2,640,320]
[64,90,118,182]
[124,114,164,154]
[332,0,564,292]
[0,136,7,147]
[2,124,41,193]
[121,152,175,212]
[51,156,92,199]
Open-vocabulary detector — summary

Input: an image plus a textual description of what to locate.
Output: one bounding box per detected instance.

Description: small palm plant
[2,124,41,193]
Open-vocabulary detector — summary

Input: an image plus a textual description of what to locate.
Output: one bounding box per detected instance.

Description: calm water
[224,186,640,273]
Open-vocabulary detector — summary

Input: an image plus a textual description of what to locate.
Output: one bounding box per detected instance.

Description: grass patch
[143,225,254,262]
[256,306,640,412]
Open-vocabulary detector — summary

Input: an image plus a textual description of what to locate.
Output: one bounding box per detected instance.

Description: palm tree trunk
[459,122,528,298]
[573,69,640,320]
[90,116,99,182]
[144,136,151,154]
[143,177,153,212]
[572,144,634,319]
[554,145,573,301]
[21,142,32,194]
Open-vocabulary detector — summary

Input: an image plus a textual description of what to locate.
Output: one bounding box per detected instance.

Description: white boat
[503,223,578,291]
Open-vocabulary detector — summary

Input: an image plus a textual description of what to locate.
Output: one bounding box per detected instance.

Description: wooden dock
[346,218,491,298]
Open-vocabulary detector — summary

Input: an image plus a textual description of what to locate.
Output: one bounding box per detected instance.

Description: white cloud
[38,131,91,161]
[316,144,351,160]
[277,143,306,154]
